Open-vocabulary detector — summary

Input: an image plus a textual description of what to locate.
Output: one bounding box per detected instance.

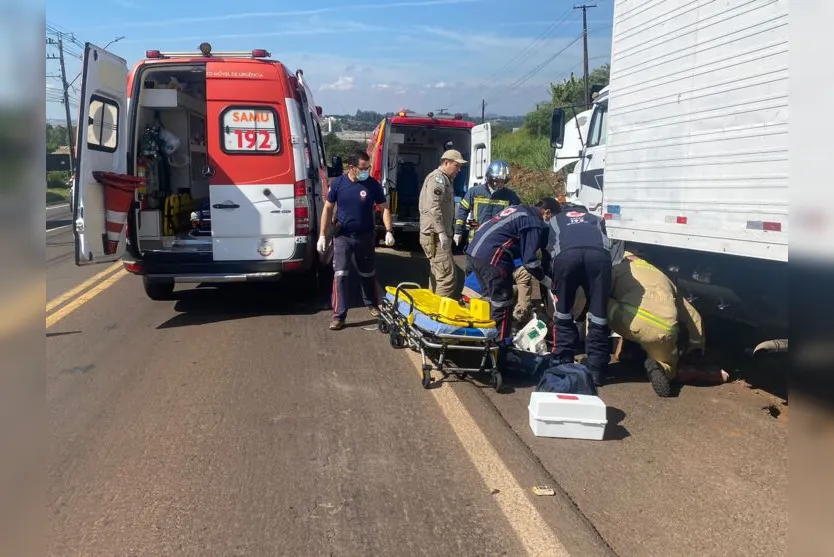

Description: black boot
[645,358,674,397]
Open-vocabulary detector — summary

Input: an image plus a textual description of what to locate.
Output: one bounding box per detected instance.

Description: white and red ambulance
[73,41,338,299]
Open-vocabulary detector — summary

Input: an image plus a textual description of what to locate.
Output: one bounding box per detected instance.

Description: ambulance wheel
[142,277,175,301]
[389,331,405,349]
[421,365,432,389]
[490,372,503,393]
[377,317,390,334]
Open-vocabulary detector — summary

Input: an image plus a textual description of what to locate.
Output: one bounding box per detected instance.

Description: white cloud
[372,83,392,89]
[320,76,355,91]
[86,0,482,31]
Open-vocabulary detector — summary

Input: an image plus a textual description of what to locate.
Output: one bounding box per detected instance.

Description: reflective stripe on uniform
[621,302,674,332]
[469,211,525,258]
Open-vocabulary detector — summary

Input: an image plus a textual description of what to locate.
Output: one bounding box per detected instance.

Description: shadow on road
[156,282,328,330]
[604,407,630,440]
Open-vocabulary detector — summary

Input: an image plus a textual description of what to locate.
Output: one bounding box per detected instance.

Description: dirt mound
[511,167,565,204]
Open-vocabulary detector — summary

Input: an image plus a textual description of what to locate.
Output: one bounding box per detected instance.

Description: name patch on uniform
[565,211,584,218]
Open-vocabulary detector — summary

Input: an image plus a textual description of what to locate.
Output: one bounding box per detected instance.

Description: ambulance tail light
[251,49,269,58]
[294,180,310,236]
[146,50,162,58]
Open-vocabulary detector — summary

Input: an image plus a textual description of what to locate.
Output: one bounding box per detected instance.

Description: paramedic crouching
[317,151,394,331]
[546,203,612,386]
[466,197,559,343]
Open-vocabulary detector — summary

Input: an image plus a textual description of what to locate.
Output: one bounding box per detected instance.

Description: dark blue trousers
[468,255,515,344]
[550,247,612,378]
[332,231,379,320]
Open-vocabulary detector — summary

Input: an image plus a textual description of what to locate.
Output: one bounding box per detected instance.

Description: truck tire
[142,277,175,301]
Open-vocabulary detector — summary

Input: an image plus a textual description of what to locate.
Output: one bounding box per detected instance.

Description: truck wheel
[142,277,175,301]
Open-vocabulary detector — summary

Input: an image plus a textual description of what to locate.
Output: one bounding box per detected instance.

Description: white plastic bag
[158,128,181,155]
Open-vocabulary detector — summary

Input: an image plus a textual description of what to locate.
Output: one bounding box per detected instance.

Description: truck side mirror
[550,108,566,149]
[328,155,343,178]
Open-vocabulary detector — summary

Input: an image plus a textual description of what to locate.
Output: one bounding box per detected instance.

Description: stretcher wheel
[454,370,467,380]
[377,317,390,334]
[421,365,432,389]
[389,331,405,349]
[491,372,503,393]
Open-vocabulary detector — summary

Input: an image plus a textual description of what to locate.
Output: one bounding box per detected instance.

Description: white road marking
[403,349,570,556]
[46,224,72,233]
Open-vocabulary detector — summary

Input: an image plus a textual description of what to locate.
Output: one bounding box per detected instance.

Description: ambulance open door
[73,42,129,266]
[468,122,491,189]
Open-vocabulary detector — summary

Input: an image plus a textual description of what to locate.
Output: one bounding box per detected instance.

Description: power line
[475,8,574,94]
[483,32,584,106]
[445,7,575,111]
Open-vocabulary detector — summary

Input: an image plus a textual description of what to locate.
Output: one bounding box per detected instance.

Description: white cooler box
[528,392,608,440]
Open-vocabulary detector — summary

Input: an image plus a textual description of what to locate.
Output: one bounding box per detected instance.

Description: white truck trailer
[551,0,788,342]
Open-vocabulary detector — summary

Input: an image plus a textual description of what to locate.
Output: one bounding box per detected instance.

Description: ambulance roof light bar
[145,43,271,59]
[395,109,464,120]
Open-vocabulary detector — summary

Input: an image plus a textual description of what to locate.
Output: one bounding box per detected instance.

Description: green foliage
[522,63,610,137]
[46,123,75,154]
[47,171,70,189]
[322,132,366,164]
[492,130,552,171]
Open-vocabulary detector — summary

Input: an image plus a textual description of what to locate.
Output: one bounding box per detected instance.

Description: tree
[322,132,366,163]
[522,63,610,137]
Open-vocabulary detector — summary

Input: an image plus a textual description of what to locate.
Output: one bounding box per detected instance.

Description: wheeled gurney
[377,282,504,391]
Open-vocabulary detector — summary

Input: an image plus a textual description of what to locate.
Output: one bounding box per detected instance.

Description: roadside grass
[47,186,70,204]
[493,129,563,204]
[493,129,553,171]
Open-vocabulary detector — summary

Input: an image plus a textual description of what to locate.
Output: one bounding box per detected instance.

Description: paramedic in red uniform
[465,197,559,343]
[317,151,394,331]
[545,202,613,386]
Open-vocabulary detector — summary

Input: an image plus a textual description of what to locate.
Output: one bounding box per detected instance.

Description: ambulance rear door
[73,42,129,266]
[205,61,298,262]
[469,122,491,188]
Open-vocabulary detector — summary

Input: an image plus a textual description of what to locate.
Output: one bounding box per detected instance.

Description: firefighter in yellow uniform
[550,247,706,397]
[607,250,705,396]
[418,149,467,298]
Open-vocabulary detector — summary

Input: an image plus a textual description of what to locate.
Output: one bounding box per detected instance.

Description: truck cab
[366,110,491,238]
[551,86,608,215]
[72,42,337,300]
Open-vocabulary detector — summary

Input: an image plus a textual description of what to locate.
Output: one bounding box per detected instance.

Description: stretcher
[377,282,505,391]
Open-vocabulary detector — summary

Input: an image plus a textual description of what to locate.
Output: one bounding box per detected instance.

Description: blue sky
[46,0,613,120]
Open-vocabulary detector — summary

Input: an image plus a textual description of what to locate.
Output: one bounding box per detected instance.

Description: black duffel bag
[536,361,598,396]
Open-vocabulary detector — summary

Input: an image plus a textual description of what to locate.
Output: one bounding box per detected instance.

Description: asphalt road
[46,227,787,556]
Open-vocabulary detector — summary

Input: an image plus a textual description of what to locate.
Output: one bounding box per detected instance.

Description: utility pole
[481,99,486,123]
[574,3,596,109]
[46,35,75,175]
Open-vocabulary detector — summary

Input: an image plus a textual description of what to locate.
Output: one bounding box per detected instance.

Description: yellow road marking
[46,262,123,313]
[46,269,128,328]
[402,350,569,556]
